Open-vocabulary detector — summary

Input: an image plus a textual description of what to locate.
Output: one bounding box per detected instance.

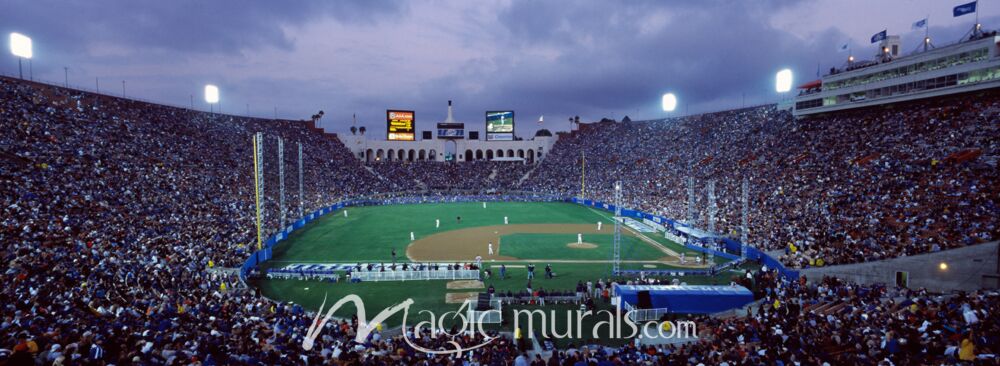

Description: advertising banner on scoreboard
[387,110,415,141]
[437,122,464,139]
[485,111,514,141]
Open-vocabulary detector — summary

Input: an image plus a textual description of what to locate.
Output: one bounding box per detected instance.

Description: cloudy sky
[3,0,998,136]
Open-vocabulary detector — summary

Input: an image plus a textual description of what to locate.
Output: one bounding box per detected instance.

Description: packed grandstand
[2,71,1000,365]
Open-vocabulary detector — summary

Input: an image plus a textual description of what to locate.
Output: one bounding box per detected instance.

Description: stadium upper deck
[795,31,1000,116]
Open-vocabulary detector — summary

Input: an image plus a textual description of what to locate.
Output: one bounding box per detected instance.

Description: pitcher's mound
[567,242,598,249]
[447,280,484,289]
[445,292,479,304]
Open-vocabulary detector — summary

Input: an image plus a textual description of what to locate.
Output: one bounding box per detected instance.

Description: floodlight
[661,93,677,112]
[775,69,793,93]
[10,32,32,59]
[204,85,219,104]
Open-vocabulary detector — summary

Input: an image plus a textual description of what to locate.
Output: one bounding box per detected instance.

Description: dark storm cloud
[3,0,998,136]
[0,0,405,54]
[410,0,825,126]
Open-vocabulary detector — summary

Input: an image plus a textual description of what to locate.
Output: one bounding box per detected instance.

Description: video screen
[437,122,464,139]
[486,111,514,141]
[386,110,415,141]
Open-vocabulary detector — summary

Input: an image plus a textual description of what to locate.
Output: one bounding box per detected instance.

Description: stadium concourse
[2,75,1000,365]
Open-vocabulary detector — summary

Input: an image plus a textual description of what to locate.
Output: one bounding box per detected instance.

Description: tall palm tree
[350,126,357,135]
[359,126,367,135]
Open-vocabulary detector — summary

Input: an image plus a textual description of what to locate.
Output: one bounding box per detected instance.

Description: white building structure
[339,101,558,163]
[794,33,1000,116]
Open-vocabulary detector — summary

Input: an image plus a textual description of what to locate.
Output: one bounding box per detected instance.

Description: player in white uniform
[488,242,494,255]
[435,219,440,228]
[410,232,415,241]
[504,216,508,225]
[597,221,602,231]
[577,233,583,244]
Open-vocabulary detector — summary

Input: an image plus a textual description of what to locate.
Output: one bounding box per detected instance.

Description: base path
[407,223,710,268]
[586,207,682,258]
[407,223,635,261]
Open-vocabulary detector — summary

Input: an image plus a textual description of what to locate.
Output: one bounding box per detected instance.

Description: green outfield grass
[499,233,666,261]
[254,200,740,341]
[269,202,619,263]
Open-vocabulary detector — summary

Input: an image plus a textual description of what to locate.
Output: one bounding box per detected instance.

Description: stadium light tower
[661,93,677,112]
[9,32,32,80]
[775,69,793,93]
[204,84,219,113]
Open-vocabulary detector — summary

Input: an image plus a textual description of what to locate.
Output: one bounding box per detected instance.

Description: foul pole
[252,133,264,251]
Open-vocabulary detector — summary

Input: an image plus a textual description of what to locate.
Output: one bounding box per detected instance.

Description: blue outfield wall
[570,197,799,280]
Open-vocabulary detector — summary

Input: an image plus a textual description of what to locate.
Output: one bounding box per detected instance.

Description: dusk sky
[4,0,999,137]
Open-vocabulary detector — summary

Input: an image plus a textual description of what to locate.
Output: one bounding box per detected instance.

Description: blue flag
[912,18,927,29]
[871,30,887,43]
[954,1,976,17]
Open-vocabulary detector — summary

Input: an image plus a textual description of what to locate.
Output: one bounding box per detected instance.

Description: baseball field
[251,201,745,336]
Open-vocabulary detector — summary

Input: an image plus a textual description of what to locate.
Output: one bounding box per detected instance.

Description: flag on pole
[538,115,544,125]
[837,42,850,53]
[912,18,928,29]
[953,1,976,17]
[870,30,887,43]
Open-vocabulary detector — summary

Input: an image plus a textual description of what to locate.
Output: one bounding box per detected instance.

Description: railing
[467,298,503,324]
[620,300,670,322]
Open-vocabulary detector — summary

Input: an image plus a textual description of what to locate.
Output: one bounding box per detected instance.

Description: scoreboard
[386,110,415,141]
[486,111,514,141]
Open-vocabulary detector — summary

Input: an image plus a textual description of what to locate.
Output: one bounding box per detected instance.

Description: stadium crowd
[525,93,1000,267]
[3,73,1000,365]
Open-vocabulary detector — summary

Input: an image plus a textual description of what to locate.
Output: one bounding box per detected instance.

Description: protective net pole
[686,177,695,225]
[278,137,286,229]
[706,180,716,263]
[741,178,749,258]
[613,181,622,275]
[298,142,304,218]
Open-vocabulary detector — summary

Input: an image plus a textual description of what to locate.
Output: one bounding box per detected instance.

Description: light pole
[205,84,219,114]
[662,93,677,114]
[9,33,32,80]
[775,69,793,93]
[776,69,793,108]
